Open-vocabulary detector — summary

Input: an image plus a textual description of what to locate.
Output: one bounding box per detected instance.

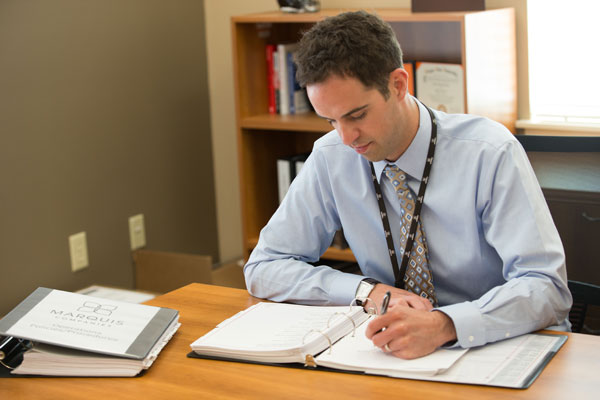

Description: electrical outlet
[129,214,146,250]
[69,232,89,272]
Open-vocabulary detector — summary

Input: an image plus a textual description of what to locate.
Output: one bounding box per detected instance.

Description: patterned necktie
[384,164,438,306]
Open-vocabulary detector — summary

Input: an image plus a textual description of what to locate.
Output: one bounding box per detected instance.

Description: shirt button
[505,332,510,338]
[468,335,474,342]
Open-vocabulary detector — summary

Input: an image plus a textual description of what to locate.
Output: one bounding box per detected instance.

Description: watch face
[356,281,374,299]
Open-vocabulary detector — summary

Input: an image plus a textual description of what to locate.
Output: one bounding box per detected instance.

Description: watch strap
[361,278,380,286]
[355,278,380,306]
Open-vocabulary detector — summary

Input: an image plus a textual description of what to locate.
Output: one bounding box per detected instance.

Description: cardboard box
[133,250,212,294]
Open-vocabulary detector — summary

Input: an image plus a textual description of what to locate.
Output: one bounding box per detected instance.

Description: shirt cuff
[435,301,486,348]
[328,272,366,305]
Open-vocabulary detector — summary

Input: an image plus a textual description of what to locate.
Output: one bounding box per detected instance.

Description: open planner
[0,287,180,377]
[189,302,567,389]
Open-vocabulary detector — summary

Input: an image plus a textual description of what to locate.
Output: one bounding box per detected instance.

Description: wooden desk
[2,283,599,399]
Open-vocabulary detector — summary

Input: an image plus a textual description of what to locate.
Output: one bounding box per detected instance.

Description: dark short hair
[295,10,403,98]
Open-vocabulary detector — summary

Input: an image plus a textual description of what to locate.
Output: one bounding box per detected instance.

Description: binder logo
[77,301,118,317]
[50,301,125,326]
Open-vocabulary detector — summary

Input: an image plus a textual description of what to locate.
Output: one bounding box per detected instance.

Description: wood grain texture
[2,284,599,399]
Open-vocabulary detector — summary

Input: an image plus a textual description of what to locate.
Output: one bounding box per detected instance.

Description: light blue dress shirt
[245,99,572,348]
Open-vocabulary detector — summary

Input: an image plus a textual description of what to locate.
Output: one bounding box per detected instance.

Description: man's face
[306,73,411,162]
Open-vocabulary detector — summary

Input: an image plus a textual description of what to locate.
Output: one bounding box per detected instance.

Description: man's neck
[386,97,421,162]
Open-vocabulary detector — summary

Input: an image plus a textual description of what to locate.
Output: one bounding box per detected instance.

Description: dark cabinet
[545,190,600,284]
[527,150,600,334]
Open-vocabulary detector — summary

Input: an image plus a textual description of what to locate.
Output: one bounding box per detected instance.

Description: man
[244,11,571,359]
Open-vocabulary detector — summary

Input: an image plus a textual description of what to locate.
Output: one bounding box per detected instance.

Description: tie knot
[384,164,408,189]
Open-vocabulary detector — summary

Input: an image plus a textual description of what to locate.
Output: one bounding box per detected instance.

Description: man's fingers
[388,295,432,311]
[365,314,388,339]
[372,327,424,360]
[405,295,433,310]
[388,343,429,360]
[388,297,410,309]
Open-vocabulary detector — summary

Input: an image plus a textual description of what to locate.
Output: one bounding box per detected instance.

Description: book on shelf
[0,287,180,377]
[188,302,567,389]
[266,44,278,114]
[267,43,310,116]
[276,152,310,203]
[415,61,465,114]
[277,43,297,116]
[287,51,310,115]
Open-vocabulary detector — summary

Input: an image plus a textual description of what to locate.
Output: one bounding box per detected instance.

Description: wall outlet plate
[69,231,89,272]
[129,214,146,250]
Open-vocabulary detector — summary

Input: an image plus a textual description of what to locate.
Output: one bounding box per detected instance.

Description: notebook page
[316,320,467,375]
[421,333,563,387]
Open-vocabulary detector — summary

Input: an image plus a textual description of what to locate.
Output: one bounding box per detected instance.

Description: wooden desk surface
[2,283,599,399]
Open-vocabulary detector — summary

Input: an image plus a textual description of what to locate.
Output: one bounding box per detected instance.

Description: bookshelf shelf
[321,247,357,263]
[241,114,331,132]
[247,237,356,262]
[232,8,517,262]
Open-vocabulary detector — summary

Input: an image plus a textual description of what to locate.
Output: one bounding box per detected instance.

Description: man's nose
[338,123,360,146]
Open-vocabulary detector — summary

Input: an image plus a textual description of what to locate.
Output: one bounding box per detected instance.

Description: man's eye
[350,112,366,121]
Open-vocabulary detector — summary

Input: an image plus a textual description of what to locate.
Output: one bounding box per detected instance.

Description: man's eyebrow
[341,104,368,118]
[316,104,369,121]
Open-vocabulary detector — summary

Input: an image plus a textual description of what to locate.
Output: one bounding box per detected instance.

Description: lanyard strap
[369,105,437,288]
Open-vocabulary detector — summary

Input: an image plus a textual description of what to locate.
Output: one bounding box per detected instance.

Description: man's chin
[360,152,384,163]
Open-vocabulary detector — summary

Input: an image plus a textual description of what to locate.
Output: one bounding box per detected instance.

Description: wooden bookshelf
[232,8,517,262]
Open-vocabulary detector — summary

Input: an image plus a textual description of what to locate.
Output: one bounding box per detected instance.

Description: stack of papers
[191,302,369,363]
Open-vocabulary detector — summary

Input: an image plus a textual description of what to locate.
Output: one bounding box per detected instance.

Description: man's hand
[364,283,433,313]
[365,305,457,359]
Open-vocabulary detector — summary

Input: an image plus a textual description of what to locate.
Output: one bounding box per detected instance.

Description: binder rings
[0,287,180,377]
[0,336,31,373]
[188,301,567,389]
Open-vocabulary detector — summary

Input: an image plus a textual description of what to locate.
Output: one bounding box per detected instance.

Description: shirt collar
[372,98,432,183]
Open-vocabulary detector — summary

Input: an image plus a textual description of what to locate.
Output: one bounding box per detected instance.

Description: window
[527,0,600,128]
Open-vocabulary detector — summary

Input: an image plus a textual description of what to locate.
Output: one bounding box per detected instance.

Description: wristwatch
[355,278,380,306]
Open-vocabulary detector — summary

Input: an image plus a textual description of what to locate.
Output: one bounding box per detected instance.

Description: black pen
[374,291,391,335]
[380,291,391,315]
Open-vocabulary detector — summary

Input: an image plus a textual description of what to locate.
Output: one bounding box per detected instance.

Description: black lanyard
[369,105,437,288]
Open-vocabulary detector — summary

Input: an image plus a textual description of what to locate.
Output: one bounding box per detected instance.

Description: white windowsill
[516,120,600,136]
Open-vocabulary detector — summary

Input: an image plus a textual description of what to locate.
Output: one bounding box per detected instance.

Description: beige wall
[0,0,529,315]
[0,0,528,315]
[0,0,217,315]
[203,0,276,265]
[204,0,529,263]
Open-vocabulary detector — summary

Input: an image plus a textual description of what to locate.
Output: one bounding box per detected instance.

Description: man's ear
[389,68,409,100]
